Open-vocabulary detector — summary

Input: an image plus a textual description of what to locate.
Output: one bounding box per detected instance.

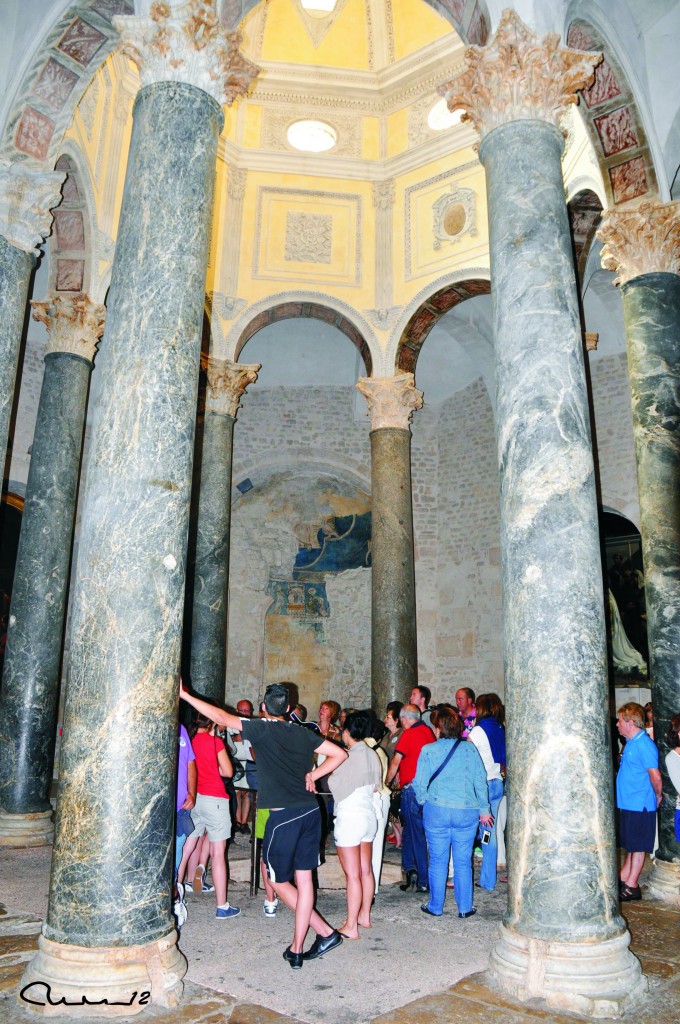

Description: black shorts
[619,808,656,854]
[263,806,321,884]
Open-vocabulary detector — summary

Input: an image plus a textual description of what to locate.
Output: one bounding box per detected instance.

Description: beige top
[328,740,382,805]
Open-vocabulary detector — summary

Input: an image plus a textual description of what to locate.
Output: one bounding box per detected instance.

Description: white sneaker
[174,899,187,928]
[177,882,185,902]
[263,899,278,917]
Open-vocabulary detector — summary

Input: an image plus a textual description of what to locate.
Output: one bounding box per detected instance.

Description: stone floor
[0,836,678,1024]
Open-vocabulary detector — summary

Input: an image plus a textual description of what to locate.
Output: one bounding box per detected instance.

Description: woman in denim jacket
[413,706,492,918]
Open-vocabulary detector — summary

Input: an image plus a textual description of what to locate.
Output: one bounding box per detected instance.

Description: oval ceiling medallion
[287,119,338,153]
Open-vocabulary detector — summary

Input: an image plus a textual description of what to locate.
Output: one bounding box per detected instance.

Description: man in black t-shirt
[180,681,347,969]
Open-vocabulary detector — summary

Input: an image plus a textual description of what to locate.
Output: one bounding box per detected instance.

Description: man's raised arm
[180,683,242,732]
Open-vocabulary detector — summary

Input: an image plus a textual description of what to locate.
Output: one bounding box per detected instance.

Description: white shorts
[334,787,378,847]
[189,794,232,842]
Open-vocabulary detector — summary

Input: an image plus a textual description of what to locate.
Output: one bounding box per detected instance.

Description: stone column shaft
[20,2,258,1011]
[441,10,644,1015]
[190,357,259,700]
[599,201,680,902]
[0,294,104,847]
[0,163,65,465]
[357,373,422,712]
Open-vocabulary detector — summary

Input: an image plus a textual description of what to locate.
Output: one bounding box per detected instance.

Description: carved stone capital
[597,199,680,285]
[227,166,247,200]
[31,293,106,364]
[373,180,395,210]
[0,162,65,256]
[113,0,260,107]
[439,9,601,141]
[356,373,424,431]
[201,355,260,417]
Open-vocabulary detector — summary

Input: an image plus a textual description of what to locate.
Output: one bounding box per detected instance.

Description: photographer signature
[20,982,151,1008]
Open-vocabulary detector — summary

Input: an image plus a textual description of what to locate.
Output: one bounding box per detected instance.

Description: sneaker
[201,878,215,894]
[241,823,251,835]
[192,864,206,894]
[263,899,278,917]
[173,900,187,928]
[176,882,185,902]
[216,904,241,920]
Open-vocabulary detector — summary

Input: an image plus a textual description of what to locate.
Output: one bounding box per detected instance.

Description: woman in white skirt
[328,710,382,939]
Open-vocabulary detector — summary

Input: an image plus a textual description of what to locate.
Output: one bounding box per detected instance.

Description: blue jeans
[478,778,504,891]
[423,803,478,915]
[400,785,428,887]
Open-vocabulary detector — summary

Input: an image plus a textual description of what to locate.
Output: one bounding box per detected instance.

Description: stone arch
[564,9,660,205]
[49,149,95,298]
[2,0,133,168]
[567,187,603,285]
[229,292,376,377]
[391,271,491,375]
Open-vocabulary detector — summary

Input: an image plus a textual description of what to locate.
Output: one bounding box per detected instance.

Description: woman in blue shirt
[413,706,492,918]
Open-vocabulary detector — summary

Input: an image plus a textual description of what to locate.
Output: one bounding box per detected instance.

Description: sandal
[620,884,641,902]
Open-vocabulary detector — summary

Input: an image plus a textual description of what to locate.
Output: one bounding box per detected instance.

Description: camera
[481,828,492,845]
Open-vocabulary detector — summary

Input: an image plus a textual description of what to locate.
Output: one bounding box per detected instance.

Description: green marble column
[19,5,258,1015]
[0,294,104,848]
[0,163,65,468]
[599,200,680,904]
[356,373,422,714]
[441,10,644,1015]
[190,357,258,700]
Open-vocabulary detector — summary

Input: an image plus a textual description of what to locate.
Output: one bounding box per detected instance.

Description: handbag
[426,739,461,791]
[215,734,245,785]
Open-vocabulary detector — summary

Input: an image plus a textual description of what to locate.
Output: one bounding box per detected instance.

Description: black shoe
[421,904,441,917]
[400,870,417,892]
[620,884,642,902]
[283,946,304,969]
[302,930,343,960]
[458,907,477,919]
[416,884,429,893]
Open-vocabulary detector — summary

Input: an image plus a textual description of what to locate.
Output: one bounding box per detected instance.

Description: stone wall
[588,350,639,527]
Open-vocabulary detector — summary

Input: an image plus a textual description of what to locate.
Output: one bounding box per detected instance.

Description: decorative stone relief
[32,293,106,364]
[261,108,358,158]
[292,0,351,49]
[403,160,478,278]
[227,167,247,200]
[285,213,332,264]
[113,0,259,107]
[356,373,424,431]
[209,291,247,321]
[372,181,395,210]
[0,161,65,256]
[598,199,680,285]
[364,307,402,330]
[432,185,476,249]
[201,355,260,418]
[439,9,601,141]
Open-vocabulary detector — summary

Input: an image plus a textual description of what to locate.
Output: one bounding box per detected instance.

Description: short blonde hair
[617,702,645,730]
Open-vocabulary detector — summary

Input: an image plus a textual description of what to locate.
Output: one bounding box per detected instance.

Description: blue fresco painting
[293,513,372,574]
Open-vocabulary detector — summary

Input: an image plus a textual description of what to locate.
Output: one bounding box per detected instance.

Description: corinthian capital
[356,373,424,431]
[597,199,680,286]
[114,0,259,107]
[0,162,65,256]
[32,293,106,365]
[201,355,260,417]
[373,181,395,210]
[439,9,600,141]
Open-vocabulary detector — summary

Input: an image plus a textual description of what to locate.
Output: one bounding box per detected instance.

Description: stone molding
[0,161,65,256]
[31,293,106,365]
[201,354,260,418]
[597,199,680,285]
[113,0,259,107]
[439,9,601,142]
[356,373,423,431]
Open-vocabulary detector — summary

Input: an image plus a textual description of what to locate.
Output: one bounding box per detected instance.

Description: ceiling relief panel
[253,187,362,286]
[261,108,360,157]
[404,160,485,280]
[292,0,353,49]
[566,19,657,206]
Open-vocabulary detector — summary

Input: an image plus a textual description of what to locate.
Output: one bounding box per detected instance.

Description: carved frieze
[113,0,259,107]
[439,9,601,141]
[0,161,65,256]
[598,199,680,285]
[261,108,358,158]
[356,373,424,431]
[285,213,332,264]
[32,292,105,364]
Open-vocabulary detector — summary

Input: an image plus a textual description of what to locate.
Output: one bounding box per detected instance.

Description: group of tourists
[173,681,680,969]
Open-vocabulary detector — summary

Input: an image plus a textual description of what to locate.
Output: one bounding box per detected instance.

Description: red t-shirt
[192,731,229,799]
[395,722,435,785]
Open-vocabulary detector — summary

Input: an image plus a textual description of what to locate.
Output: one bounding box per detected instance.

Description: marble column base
[19,930,185,1016]
[0,809,53,847]
[647,858,680,907]
[489,922,646,1018]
